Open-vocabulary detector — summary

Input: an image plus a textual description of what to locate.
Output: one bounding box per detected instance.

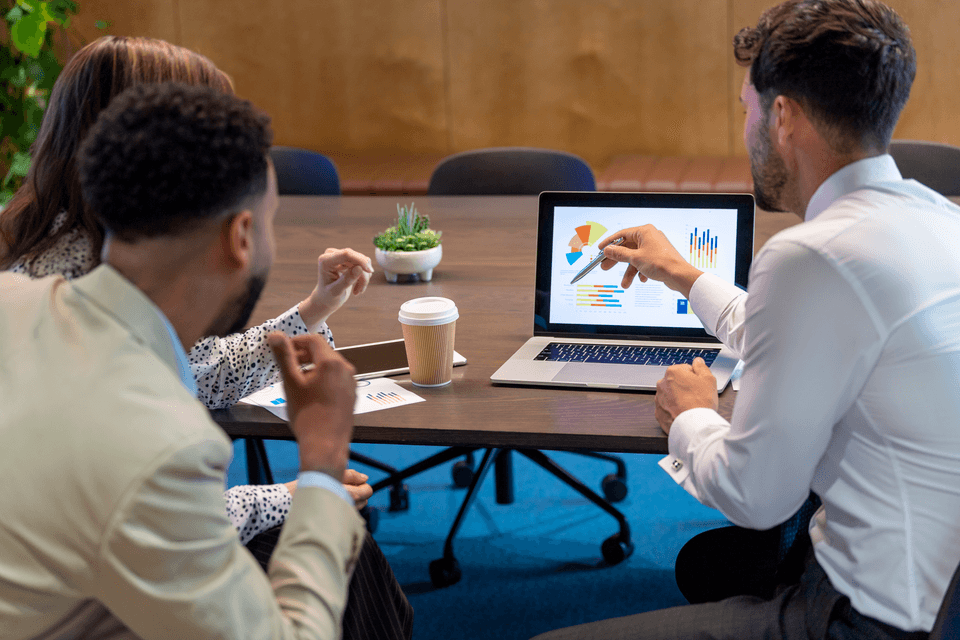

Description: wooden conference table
[212,195,801,455]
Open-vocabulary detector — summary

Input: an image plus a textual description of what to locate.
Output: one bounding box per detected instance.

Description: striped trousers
[247,526,414,640]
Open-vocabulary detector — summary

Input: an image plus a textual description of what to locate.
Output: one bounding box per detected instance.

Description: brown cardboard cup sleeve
[398,297,459,387]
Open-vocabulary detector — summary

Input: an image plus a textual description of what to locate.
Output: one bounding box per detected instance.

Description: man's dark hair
[734,0,915,152]
[77,82,273,241]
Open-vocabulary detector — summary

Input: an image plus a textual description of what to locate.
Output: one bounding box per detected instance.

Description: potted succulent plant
[373,202,442,282]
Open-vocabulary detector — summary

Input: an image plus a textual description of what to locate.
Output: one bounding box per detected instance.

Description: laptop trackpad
[552,362,666,387]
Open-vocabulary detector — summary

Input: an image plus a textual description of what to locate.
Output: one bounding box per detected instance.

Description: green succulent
[373,202,442,252]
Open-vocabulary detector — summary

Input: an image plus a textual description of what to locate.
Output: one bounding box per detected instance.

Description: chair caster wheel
[452,460,474,488]
[601,473,628,502]
[601,534,634,565]
[428,556,462,588]
[359,505,379,534]
[389,484,409,512]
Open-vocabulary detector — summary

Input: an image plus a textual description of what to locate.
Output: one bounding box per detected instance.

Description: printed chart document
[239,377,424,420]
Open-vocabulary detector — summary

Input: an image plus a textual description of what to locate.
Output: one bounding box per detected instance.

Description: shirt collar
[804,154,902,222]
[157,309,199,397]
[71,265,198,397]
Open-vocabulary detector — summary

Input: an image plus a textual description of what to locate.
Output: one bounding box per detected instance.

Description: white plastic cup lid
[398,297,459,326]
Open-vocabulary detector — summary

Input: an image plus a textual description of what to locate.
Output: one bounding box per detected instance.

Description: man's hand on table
[298,248,374,328]
[284,469,372,509]
[655,357,718,434]
[599,225,704,298]
[268,332,356,480]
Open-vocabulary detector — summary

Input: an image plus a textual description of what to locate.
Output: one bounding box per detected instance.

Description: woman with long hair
[1,36,411,639]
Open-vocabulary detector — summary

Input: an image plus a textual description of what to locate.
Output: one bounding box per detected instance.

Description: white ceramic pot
[375,245,443,283]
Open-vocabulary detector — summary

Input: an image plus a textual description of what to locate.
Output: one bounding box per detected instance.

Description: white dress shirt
[659,155,960,632]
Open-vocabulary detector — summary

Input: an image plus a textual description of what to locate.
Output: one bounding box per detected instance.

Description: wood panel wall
[72,0,960,169]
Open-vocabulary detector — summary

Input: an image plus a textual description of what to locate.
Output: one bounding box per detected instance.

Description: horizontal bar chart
[576,284,624,307]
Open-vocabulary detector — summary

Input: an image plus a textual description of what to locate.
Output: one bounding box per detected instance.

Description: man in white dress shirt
[533,1,960,639]
[0,82,367,639]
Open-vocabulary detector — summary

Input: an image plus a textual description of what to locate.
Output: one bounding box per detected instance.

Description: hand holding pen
[594,226,704,297]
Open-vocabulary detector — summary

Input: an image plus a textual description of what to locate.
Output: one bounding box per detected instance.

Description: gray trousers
[531,548,928,640]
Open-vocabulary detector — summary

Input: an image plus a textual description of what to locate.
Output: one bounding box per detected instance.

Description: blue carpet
[228,440,729,640]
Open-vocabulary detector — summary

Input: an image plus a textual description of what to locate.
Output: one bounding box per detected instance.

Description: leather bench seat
[596,155,754,193]
[330,153,754,196]
[329,153,447,195]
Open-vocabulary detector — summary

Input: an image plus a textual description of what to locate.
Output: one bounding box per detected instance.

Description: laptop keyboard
[534,343,720,366]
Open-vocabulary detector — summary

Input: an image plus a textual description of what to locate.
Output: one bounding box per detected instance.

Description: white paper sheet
[238,377,424,420]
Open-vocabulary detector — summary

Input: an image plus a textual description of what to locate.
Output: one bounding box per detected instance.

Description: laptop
[491,191,754,391]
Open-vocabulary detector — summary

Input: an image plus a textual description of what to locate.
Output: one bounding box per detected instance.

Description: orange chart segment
[575,224,592,245]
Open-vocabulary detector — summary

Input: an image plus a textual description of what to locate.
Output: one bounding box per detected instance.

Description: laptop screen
[535,192,754,340]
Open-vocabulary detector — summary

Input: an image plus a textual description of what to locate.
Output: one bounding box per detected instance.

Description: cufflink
[671,460,683,471]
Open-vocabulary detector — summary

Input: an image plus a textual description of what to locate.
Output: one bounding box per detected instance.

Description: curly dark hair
[77,82,273,241]
[734,0,915,152]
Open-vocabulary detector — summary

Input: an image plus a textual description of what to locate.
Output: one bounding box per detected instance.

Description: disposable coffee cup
[398,297,459,387]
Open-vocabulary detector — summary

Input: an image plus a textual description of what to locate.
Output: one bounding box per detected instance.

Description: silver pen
[569,237,625,284]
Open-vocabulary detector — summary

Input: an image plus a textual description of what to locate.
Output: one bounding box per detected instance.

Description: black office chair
[889,140,960,197]
[930,553,960,640]
[428,146,597,195]
[365,148,631,587]
[268,145,341,195]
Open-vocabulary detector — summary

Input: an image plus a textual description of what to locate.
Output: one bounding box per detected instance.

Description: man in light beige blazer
[0,81,367,639]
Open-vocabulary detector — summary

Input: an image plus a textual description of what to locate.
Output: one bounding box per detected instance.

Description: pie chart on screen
[566,221,608,265]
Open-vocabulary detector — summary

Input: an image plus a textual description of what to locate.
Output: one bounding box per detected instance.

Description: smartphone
[335,338,467,380]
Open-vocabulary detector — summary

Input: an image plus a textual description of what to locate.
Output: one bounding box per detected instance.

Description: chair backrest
[930,556,960,640]
[427,147,596,195]
[888,140,960,197]
[268,146,341,195]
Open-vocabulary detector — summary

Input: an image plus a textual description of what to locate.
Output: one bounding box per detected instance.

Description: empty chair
[428,147,596,195]
[889,140,960,197]
[268,145,341,195]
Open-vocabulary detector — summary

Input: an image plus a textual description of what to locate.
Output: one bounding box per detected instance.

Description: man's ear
[222,210,255,270]
[772,95,797,147]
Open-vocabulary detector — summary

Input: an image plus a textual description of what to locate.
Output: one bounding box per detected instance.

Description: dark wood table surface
[212,196,801,454]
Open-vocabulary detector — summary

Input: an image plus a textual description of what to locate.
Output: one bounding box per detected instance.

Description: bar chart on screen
[688,227,720,270]
[576,283,625,308]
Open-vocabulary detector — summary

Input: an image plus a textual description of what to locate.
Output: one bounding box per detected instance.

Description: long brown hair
[0,36,233,270]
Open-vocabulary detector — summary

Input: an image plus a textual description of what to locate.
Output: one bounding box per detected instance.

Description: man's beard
[205,272,268,338]
[749,113,789,213]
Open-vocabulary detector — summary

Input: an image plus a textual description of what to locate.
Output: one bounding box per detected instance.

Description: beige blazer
[0,266,366,640]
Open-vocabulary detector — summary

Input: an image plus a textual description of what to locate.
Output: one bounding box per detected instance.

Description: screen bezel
[534,191,755,341]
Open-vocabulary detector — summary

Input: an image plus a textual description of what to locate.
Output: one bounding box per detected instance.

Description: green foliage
[1,0,83,209]
[373,202,442,252]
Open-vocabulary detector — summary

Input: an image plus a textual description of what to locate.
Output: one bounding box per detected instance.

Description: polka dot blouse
[9,213,334,543]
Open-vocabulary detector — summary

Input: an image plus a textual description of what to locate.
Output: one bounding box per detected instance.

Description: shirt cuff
[297,471,354,507]
[658,454,690,485]
[658,407,725,500]
[689,272,746,338]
